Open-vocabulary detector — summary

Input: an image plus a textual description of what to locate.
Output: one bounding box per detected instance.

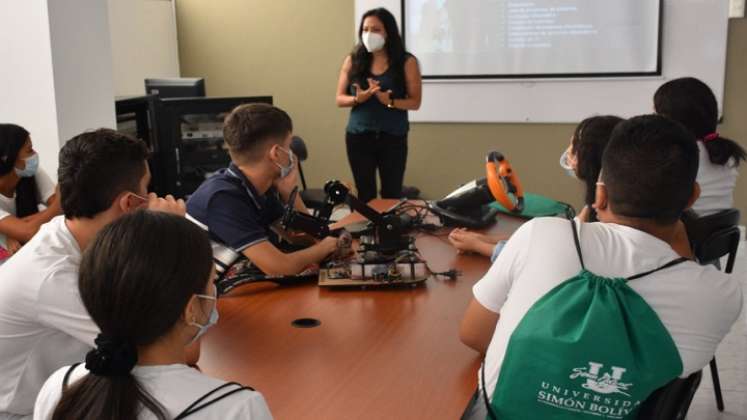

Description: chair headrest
[290,136,308,161]
[683,208,741,244]
[694,226,741,264]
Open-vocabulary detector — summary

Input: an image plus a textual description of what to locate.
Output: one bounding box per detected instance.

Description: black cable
[429,268,460,280]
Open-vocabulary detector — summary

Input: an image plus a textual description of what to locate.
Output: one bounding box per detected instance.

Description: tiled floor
[688,240,747,420]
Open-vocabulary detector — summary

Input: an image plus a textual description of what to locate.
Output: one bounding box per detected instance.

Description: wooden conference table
[199,200,526,420]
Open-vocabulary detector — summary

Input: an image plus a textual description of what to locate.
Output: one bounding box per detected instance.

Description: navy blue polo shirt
[186,163,285,252]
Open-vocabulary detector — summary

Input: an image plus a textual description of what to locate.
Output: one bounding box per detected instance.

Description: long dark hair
[349,8,409,93]
[572,115,624,221]
[654,77,746,166]
[52,210,213,420]
[0,123,40,217]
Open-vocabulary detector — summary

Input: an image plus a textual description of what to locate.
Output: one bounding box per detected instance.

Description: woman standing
[336,8,422,203]
[0,124,60,261]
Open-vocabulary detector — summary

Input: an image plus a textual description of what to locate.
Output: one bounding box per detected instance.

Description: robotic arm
[281,181,413,255]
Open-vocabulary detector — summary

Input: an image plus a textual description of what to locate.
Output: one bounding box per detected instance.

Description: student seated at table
[0,129,185,420]
[187,103,341,277]
[0,124,62,263]
[654,77,746,216]
[33,211,272,420]
[448,115,623,261]
[459,115,742,419]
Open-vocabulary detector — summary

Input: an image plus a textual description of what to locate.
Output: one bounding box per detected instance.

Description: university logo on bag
[570,362,632,396]
[536,361,640,419]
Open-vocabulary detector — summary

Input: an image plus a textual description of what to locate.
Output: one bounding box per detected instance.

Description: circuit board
[318,264,428,287]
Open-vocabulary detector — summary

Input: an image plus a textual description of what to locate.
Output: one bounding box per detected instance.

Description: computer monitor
[144,77,206,98]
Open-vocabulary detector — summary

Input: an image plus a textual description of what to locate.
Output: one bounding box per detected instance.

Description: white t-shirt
[0,216,96,417]
[692,141,739,216]
[33,364,273,420]
[474,217,743,398]
[0,168,56,252]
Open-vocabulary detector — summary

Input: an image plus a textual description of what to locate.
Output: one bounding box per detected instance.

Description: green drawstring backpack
[483,220,687,420]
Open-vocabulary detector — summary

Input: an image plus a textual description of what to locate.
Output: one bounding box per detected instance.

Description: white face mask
[15,153,39,178]
[361,31,386,53]
[559,149,577,179]
[273,147,296,179]
[188,284,219,345]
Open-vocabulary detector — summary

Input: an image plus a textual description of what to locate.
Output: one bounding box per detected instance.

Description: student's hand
[449,228,498,258]
[331,231,354,259]
[352,78,381,104]
[319,236,340,256]
[375,89,393,106]
[146,193,186,217]
[273,164,300,200]
[449,228,476,254]
[5,238,21,256]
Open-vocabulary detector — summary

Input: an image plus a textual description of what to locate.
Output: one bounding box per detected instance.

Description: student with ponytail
[33,211,271,420]
[0,124,61,261]
[654,77,746,216]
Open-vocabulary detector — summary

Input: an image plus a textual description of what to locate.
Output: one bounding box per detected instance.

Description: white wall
[0,1,61,177]
[108,0,180,96]
[48,0,116,147]
[0,0,117,179]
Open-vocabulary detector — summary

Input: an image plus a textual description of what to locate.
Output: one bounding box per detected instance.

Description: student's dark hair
[0,123,40,217]
[349,8,411,92]
[572,116,624,221]
[654,77,746,166]
[223,103,293,162]
[602,115,699,225]
[51,210,213,420]
[58,129,150,219]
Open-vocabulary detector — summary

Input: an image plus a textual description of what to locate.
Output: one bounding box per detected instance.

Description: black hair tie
[85,334,138,377]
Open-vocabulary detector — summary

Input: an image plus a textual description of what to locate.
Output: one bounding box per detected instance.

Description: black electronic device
[115,95,162,193]
[280,181,431,287]
[150,96,273,197]
[145,77,206,98]
[282,181,414,255]
[428,151,524,228]
[429,178,500,229]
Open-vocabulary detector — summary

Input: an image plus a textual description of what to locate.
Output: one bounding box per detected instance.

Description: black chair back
[289,136,309,190]
[682,209,741,271]
[288,136,328,210]
[699,226,741,272]
[290,136,308,161]
[681,209,740,413]
[638,371,702,420]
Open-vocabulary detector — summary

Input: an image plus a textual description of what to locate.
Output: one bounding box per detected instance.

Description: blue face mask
[15,153,39,178]
[559,149,577,179]
[188,284,219,344]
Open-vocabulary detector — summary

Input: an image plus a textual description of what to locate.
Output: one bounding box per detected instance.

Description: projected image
[403,0,661,78]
